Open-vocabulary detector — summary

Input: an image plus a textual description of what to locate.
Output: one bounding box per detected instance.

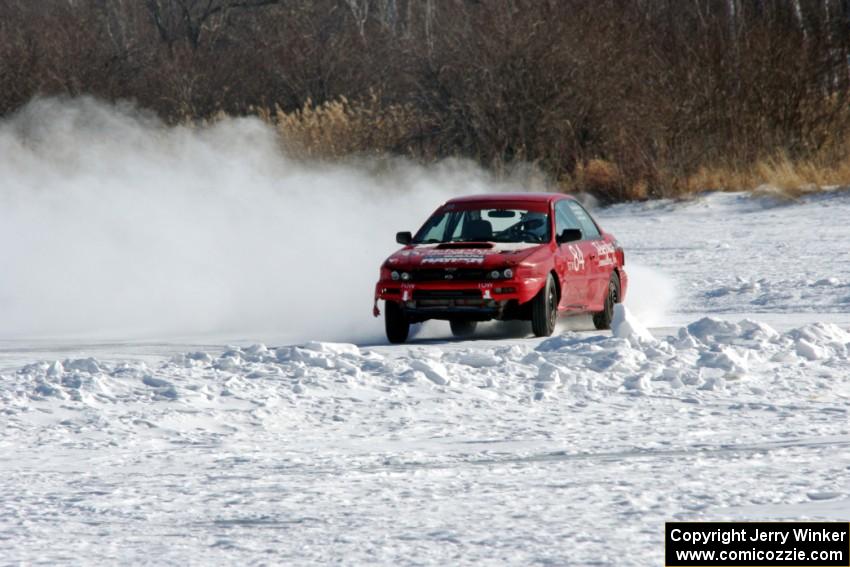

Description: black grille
[410,268,488,282]
[413,289,482,300]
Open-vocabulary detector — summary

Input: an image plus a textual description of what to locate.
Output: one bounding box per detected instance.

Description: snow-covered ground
[600,190,850,321]
[3,190,850,565]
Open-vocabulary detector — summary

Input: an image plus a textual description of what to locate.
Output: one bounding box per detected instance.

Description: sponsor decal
[422,256,485,265]
[592,241,617,267]
[421,250,486,265]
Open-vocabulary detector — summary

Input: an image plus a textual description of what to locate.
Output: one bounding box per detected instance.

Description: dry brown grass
[251,94,850,203]
[266,92,420,160]
[550,151,850,202]
[559,159,652,203]
[680,152,850,200]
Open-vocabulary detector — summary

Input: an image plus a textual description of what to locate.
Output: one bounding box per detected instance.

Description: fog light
[489,270,501,279]
[391,271,400,281]
[401,272,411,281]
[502,268,513,279]
[495,287,517,294]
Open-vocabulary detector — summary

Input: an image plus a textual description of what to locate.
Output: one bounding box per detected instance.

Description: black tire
[531,274,558,337]
[593,272,621,330]
[385,301,410,344]
[449,319,477,338]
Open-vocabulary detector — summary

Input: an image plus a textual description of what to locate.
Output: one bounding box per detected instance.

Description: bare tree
[2,0,850,199]
[144,0,282,48]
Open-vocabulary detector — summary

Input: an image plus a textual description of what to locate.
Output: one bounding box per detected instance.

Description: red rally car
[373,193,628,344]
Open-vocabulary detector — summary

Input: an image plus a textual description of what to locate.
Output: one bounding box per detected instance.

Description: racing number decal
[567,245,585,272]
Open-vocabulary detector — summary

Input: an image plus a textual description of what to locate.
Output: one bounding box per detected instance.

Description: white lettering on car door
[592,241,616,267]
[567,244,585,272]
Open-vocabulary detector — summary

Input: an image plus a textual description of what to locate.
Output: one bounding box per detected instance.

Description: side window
[567,201,601,239]
[555,201,582,237]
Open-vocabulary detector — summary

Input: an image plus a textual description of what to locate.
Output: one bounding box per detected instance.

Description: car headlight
[391,271,400,281]
[487,268,514,279]
[401,272,411,281]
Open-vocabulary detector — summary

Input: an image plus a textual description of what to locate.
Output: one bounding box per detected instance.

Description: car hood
[385,242,543,269]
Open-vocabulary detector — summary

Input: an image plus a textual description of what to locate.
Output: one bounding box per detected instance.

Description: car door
[566,200,608,310]
[553,200,588,309]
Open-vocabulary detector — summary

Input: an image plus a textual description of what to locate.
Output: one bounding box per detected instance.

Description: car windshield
[413,207,551,244]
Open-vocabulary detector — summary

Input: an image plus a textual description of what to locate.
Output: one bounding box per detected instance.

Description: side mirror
[396,231,413,245]
[557,228,582,244]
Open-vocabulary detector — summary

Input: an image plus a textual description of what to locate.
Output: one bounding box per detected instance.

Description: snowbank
[6,317,849,414]
[611,304,655,344]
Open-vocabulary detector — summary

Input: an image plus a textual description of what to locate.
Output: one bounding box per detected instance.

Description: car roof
[444,192,575,205]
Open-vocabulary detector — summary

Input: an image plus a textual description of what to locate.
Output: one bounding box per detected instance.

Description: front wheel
[385,301,410,344]
[449,319,477,338]
[593,272,621,330]
[531,274,558,337]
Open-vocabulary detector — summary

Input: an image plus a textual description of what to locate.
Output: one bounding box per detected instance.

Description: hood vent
[435,242,493,250]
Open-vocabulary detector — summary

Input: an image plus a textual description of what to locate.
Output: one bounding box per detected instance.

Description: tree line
[2,0,850,200]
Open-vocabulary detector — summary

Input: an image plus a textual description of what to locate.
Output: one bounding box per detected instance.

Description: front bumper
[373,276,545,319]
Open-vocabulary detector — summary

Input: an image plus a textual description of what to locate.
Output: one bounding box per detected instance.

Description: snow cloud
[0,97,504,341]
[623,263,677,328]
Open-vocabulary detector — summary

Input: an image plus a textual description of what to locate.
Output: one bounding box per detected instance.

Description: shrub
[272,93,420,159]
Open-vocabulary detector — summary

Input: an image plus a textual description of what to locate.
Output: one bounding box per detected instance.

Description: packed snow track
[2,191,850,565]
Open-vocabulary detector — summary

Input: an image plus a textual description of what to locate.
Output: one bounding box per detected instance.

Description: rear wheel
[593,272,621,330]
[531,274,558,337]
[385,301,410,344]
[449,319,477,338]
